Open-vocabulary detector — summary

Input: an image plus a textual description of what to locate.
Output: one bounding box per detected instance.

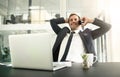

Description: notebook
[9,33,71,71]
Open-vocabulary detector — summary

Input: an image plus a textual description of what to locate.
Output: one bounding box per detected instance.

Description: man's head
[68,13,81,30]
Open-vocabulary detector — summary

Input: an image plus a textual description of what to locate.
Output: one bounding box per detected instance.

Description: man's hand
[65,18,68,23]
[81,17,94,26]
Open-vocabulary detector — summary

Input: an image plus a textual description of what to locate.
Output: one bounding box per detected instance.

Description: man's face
[68,15,80,30]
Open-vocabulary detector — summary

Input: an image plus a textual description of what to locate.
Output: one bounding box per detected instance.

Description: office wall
[7,0,29,15]
[7,0,102,18]
[66,0,99,18]
[107,0,120,62]
[111,27,120,62]
[0,0,8,15]
[110,8,120,62]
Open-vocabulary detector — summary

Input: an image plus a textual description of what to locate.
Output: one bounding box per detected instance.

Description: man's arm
[50,17,66,34]
[81,17,111,39]
[91,18,111,39]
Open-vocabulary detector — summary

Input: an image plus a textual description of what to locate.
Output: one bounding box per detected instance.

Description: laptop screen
[9,33,54,70]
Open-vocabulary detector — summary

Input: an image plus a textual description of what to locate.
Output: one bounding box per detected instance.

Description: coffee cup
[86,53,97,66]
[82,53,97,67]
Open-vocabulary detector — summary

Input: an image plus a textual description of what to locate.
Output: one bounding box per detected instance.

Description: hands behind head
[65,18,69,23]
[81,17,94,27]
[65,17,94,27]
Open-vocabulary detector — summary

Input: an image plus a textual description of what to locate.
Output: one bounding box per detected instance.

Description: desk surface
[0,62,120,77]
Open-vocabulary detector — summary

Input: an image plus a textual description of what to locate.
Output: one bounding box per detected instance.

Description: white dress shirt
[58,26,86,63]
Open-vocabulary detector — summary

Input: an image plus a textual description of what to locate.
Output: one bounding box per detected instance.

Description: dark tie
[61,32,75,61]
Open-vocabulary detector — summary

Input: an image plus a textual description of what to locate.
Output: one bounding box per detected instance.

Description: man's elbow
[107,24,112,31]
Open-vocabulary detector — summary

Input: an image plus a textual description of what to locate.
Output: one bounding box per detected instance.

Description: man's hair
[68,13,80,22]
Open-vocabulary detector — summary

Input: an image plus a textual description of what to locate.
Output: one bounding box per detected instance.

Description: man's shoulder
[83,28,92,32]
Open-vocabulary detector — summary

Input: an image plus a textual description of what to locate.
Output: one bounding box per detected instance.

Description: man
[50,13,111,62]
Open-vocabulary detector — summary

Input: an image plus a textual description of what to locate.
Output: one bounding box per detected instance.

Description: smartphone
[78,20,84,25]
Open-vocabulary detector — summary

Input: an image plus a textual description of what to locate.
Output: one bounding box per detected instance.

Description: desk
[0,62,120,77]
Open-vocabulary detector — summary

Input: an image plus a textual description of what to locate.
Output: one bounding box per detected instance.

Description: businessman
[50,13,111,62]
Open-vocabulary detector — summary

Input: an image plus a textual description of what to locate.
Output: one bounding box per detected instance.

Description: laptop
[9,33,71,71]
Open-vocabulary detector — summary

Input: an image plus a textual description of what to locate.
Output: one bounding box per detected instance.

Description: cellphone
[78,20,84,25]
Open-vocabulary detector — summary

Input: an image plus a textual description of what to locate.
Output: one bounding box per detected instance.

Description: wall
[7,0,102,19]
[108,0,120,62]
[8,0,29,15]
[0,0,8,15]
[66,0,100,18]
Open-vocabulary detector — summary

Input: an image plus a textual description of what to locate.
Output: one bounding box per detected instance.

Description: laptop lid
[9,33,55,70]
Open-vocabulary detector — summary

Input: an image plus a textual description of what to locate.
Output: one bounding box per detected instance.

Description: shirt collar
[67,26,84,33]
[67,25,84,33]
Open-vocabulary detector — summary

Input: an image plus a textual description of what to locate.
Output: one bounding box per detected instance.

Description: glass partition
[5,0,60,24]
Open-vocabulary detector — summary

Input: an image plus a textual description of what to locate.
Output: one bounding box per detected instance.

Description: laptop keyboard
[53,62,72,67]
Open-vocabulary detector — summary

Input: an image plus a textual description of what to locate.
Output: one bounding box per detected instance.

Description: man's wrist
[65,18,68,23]
[90,18,95,23]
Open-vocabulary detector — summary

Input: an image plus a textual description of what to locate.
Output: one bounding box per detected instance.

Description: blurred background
[0,0,120,63]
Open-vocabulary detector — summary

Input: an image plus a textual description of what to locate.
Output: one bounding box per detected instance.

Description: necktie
[61,32,75,61]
